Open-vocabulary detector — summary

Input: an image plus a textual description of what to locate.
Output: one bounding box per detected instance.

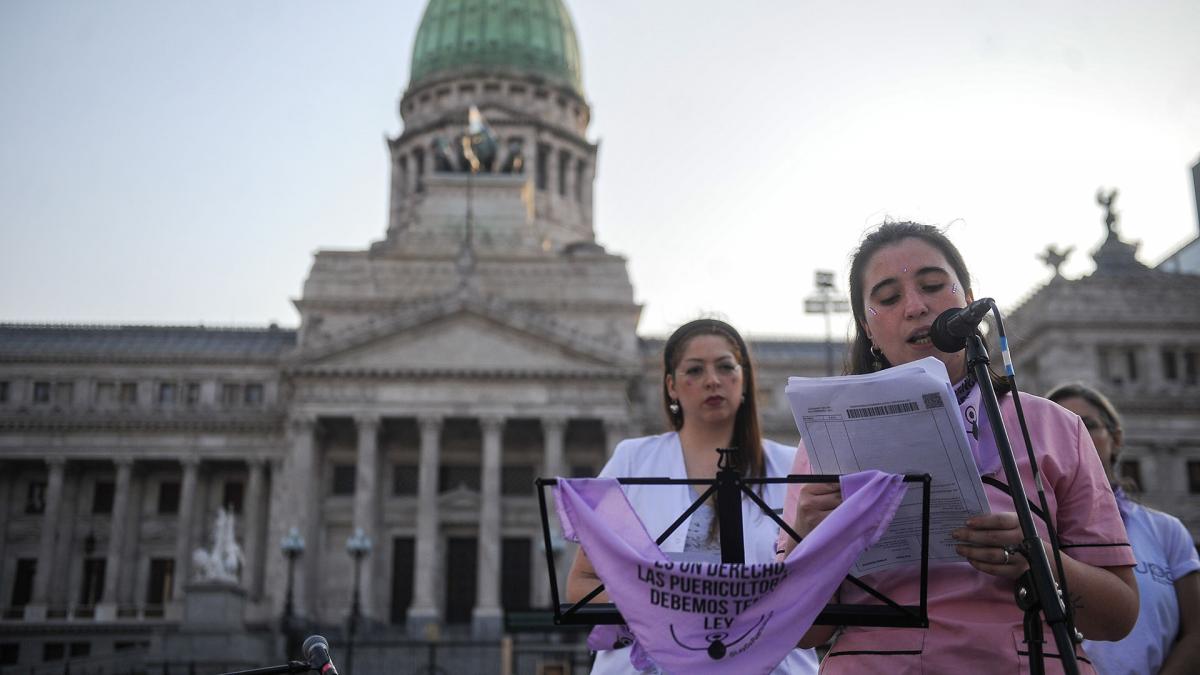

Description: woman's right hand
[794,481,842,537]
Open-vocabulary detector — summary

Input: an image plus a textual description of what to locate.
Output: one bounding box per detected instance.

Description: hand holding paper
[785,356,990,575]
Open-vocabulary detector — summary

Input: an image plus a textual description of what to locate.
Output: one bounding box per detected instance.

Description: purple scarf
[556,470,906,675]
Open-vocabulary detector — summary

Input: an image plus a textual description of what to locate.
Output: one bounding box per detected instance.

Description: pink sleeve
[775,441,811,560]
[1049,409,1135,569]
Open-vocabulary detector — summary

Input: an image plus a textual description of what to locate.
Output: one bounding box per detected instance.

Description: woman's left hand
[952,512,1037,581]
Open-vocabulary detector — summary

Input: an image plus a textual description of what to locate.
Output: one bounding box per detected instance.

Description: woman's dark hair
[846,221,1009,394]
[662,318,765,480]
[1045,382,1123,442]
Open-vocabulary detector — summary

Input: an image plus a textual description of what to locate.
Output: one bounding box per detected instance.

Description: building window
[118,382,138,405]
[501,465,535,496]
[146,559,174,605]
[501,538,531,611]
[1189,461,1200,494]
[536,143,550,191]
[0,643,18,667]
[244,383,264,406]
[158,382,176,405]
[414,147,425,192]
[557,149,571,196]
[42,643,65,662]
[69,643,90,659]
[1162,349,1179,381]
[222,481,244,513]
[92,481,115,514]
[95,381,115,405]
[575,159,585,201]
[332,464,356,496]
[25,481,46,514]
[54,382,73,405]
[0,381,8,404]
[157,481,181,514]
[32,381,50,404]
[393,463,419,496]
[1099,346,1140,385]
[390,538,415,625]
[221,383,241,407]
[184,382,201,405]
[439,465,480,493]
[1186,349,1199,386]
[79,558,106,606]
[10,559,35,607]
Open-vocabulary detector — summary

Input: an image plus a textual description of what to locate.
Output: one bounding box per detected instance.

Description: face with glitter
[859,238,973,381]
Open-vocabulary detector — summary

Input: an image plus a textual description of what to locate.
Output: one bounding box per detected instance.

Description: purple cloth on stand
[556,470,906,675]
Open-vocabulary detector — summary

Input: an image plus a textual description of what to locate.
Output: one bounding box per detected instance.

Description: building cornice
[284,365,638,380]
[0,412,285,434]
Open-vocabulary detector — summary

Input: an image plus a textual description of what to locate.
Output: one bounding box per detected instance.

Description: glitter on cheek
[951,283,959,294]
[868,307,878,317]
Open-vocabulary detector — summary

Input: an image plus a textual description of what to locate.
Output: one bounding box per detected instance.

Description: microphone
[302,635,339,675]
[930,298,994,353]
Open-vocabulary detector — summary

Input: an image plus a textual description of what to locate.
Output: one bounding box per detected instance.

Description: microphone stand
[965,333,1079,675]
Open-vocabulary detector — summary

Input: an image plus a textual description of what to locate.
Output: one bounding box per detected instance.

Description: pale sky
[2,0,1198,341]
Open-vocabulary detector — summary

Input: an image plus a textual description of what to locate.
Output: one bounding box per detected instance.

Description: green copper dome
[409,0,584,96]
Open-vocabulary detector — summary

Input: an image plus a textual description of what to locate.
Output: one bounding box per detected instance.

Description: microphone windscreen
[930,307,967,353]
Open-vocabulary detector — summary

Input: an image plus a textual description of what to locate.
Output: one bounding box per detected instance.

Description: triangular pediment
[299,306,621,375]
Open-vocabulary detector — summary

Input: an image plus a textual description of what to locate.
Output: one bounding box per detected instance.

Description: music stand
[535,448,933,630]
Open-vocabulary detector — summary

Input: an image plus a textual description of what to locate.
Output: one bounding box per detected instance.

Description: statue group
[432,106,525,175]
[192,507,245,585]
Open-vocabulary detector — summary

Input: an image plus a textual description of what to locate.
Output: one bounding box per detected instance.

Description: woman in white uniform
[565,318,819,674]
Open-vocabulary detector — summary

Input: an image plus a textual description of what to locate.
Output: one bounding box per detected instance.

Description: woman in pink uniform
[778,222,1138,673]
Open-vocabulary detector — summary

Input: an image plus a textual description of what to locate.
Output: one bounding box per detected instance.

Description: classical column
[25,456,66,620]
[353,414,380,619]
[291,416,319,618]
[535,417,568,607]
[243,458,266,598]
[542,417,567,480]
[97,457,133,620]
[472,415,505,638]
[408,415,443,637]
[171,456,200,605]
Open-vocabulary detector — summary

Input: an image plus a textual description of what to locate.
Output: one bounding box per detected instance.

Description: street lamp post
[279,527,305,658]
[804,270,851,376]
[345,528,373,675]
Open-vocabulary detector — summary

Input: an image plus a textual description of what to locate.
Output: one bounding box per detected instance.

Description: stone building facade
[1003,216,1200,537]
[0,1,830,669]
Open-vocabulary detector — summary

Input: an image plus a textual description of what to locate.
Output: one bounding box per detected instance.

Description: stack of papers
[785,357,989,575]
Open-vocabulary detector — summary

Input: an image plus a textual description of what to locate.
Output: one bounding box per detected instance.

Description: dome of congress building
[409,0,584,97]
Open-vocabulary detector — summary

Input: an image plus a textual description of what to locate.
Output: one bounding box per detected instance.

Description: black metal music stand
[535,448,933,630]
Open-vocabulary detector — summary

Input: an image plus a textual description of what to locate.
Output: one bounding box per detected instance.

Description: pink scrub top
[780,392,1135,674]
